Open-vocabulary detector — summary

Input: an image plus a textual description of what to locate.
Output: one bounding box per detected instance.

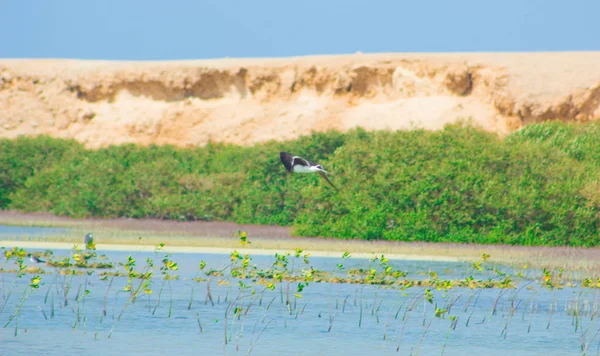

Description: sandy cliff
[1,52,599,148]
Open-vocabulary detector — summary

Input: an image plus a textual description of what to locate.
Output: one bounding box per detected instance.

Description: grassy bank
[2,121,600,246]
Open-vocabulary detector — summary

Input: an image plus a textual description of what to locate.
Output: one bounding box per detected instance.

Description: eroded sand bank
[2,52,599,148]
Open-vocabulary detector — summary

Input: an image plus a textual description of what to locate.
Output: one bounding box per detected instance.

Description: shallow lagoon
[1,249,598,356]
[1,226,599,355]
[0,224,69,238]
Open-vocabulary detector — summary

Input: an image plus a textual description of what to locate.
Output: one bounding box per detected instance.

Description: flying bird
[279,151,338,190]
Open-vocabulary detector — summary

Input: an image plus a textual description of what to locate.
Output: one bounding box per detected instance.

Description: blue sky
[1,0,599,60]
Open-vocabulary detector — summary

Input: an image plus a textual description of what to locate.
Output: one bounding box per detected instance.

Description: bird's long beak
[318,171,338,191]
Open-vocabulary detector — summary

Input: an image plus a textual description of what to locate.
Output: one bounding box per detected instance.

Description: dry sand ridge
[1,52,600,148]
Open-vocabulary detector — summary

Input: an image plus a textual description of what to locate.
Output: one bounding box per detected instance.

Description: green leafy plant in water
[541,268,564,290]
[107,246,157,338]
[152,248,179,317]
[3,274,42,334]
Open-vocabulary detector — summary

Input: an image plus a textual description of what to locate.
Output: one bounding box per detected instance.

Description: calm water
[0,224,70,238]
[0,247,596,356]
[0,224,596,355]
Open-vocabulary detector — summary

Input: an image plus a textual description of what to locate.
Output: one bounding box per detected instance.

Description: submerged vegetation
[2,121,600,246]
[3,233,600,353]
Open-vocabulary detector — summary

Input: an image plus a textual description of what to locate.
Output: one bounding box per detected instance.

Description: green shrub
[0,136,83,208]
[2,122,600,246]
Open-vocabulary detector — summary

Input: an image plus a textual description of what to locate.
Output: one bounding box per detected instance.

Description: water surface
[0,224,70,238]
[0,248,595,355]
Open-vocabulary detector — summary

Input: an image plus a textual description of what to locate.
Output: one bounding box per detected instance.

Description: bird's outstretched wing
[280,152,295,172]
[280,151,310,172]
[292,156,310,168]
[318,171,338,191]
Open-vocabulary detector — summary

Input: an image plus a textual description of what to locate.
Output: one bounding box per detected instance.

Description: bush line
[2,121,600,246]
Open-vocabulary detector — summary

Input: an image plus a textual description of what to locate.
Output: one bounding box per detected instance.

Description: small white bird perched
[279,151,338,191]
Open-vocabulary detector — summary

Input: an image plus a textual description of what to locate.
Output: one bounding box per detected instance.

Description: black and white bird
[279,152,338,190]
[28,253,46,264]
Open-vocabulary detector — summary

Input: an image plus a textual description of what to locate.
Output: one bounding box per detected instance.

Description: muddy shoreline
[3,210,600,273]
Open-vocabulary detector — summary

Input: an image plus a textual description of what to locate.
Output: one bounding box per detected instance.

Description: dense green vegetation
[2,121,600,246]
